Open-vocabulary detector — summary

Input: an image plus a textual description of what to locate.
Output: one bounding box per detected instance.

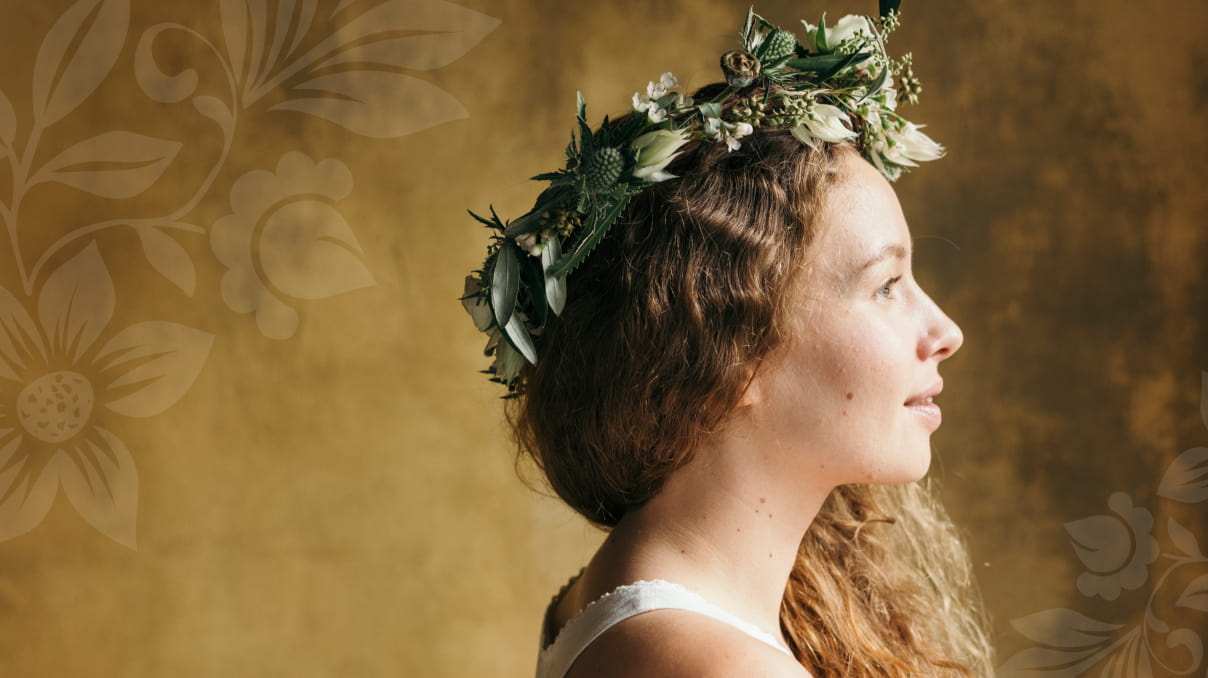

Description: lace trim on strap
[535,576,793,678]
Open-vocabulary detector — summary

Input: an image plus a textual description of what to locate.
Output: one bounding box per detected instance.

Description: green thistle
[759,29,798,63]
[583,146,624,193]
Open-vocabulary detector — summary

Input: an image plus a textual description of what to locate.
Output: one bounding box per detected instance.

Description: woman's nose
[919,301,963,362]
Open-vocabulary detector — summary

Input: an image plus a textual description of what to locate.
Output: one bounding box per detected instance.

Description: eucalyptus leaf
[856,68,889,104]
[490,242,520,328]
[698,102,723,119]
[786,53,854,73]
[519,252,548,326]
[542,236,567,316]
[880,0,903,19]
[501,313,538,365]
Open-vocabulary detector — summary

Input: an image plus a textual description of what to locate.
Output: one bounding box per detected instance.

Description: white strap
[536,579,793,678]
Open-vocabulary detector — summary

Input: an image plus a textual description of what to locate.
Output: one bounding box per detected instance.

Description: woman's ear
[735,370,765,408]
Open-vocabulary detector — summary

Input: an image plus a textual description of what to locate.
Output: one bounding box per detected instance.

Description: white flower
[461,275,493,332]
[515,232,537,253]
[632,92,669,123]
[704,119,752,152]
[791,102,856,147]
[801,14,874,53]
[885,122,945,165]
[634,72,688,123]
[631,128,690,182]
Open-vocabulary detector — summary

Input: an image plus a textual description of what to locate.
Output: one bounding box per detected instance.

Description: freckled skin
[739,151,964,487]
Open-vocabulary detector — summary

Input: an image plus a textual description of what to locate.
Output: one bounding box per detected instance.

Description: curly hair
[507,119,993,676]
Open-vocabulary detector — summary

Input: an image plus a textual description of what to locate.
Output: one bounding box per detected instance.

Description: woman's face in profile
[743,149,964,487]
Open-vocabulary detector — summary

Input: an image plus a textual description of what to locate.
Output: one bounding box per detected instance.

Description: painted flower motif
[630,129,690,182]
[1065,492,1160,601]
[0,243,213,547]
[210,152,377,340]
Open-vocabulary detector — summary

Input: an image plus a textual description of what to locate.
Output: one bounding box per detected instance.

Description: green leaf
[816,12,830,52]
[530,171,564,181]
[467,209,501,230]
[518,251,548,326]
[549,192,634,278]
[542,235,567,316]
[788,50,871,80]
[500,313,538,365]
[741,6,756,47]
[576,91,595,156]
[857,68,889,104]
[698,102,722,119]
[490,241,520,328]
[879,0,902,19]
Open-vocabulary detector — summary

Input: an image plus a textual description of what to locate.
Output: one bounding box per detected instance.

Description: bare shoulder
[565,609,809,678]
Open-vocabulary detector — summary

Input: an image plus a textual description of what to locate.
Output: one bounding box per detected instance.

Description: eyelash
[876,275,903,299]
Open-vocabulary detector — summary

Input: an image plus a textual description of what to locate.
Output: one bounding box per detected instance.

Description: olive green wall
[0,1,1203,676]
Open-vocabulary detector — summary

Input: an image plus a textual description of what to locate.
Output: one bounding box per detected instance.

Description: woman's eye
[876,275,903,299]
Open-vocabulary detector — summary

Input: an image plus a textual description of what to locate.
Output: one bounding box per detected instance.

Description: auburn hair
[507,107,993,676]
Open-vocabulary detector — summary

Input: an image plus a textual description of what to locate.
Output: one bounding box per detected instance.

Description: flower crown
[463,3,942,391]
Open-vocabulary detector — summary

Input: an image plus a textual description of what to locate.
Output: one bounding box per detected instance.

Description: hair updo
[512,127,839,526]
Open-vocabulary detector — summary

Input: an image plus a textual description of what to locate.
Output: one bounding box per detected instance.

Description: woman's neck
[569,430,835,646]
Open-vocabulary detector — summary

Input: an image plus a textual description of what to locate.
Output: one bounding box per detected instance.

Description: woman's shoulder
[565,608,809,678]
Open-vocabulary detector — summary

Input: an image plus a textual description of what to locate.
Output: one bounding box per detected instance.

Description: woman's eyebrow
[853,243,909,277]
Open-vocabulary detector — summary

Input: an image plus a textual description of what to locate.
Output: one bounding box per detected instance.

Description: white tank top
[535,577,795,678]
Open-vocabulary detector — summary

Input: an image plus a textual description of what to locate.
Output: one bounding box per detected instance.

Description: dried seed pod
[720,50,760,88]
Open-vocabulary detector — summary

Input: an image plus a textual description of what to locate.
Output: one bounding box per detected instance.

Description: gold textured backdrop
[0,1,1204,676]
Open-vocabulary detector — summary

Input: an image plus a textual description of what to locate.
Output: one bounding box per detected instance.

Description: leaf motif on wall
[136,226,197,296]
[1010,608,1122,648]
[1176,574,1208,613]
[31,0,130,126]
[316,0,500,72]
[1157,447,1208,504]
[35,130,182,199]
[272,69,466,139]
[267,0,499,137]
[219,0,253,86]
[1167,517,1204,559]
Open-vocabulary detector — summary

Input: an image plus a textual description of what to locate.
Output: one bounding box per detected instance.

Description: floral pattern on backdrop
[999,373,1208,677]
[0,0,497,547]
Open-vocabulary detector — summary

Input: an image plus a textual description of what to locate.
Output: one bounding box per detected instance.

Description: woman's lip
[906,401,942,429]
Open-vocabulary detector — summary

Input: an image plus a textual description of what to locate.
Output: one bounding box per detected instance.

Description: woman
[463,7,993,677]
